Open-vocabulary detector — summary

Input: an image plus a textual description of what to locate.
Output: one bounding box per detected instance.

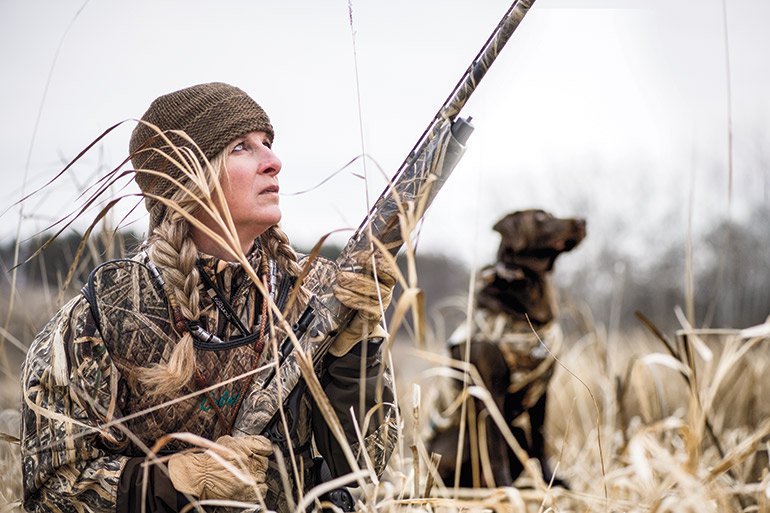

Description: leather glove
[168,434,272,502]
[331,249,397,356]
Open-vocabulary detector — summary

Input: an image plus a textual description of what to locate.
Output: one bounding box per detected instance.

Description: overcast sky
[1,0,768,269]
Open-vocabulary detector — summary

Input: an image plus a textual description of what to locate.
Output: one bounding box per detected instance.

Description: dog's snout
[564,217,587,249]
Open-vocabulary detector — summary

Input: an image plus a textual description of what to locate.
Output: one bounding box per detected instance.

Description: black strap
[272,274,295,324]
[197,264,252,336]
[190,269,296,352]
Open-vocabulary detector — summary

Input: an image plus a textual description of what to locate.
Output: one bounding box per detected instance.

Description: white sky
[1,0,768,269]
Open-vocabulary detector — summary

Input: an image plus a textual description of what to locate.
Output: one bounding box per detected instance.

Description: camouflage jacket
[20,245,398,513]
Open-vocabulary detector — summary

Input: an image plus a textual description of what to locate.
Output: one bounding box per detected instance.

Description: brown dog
[427,209,586,488]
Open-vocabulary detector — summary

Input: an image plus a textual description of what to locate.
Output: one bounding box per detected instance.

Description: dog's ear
[493,212,527,252]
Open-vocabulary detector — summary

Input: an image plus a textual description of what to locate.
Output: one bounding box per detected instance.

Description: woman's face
[220,130,282,248]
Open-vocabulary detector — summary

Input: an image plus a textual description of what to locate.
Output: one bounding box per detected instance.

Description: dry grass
[2,128,768,512]
[0,408,22,512]
[388,320,770,513]
[2,286,769,512]
[2,197,769,513]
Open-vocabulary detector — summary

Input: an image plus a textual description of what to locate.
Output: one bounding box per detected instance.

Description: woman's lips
[260,185,279,195]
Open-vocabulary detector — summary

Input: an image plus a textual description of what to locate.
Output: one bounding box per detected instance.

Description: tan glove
[168,435,272,502]
[331,249,397,356]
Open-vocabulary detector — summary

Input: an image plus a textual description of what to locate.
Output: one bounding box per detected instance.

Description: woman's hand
[168,434,273,502]
[331,249,397,356]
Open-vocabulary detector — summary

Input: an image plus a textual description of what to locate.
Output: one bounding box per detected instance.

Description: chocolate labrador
[428,209,586,488]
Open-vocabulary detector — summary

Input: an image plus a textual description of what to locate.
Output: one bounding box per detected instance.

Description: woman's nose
[259,148,281,176]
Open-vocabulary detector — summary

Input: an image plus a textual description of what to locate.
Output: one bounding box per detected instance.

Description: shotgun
[233,0,537,442]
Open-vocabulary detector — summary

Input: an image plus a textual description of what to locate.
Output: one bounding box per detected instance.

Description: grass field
[1,279,768,512]
[388,315,770,512]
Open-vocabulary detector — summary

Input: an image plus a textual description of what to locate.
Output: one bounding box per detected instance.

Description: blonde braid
[137,188,207,398]
[260,225,300,277]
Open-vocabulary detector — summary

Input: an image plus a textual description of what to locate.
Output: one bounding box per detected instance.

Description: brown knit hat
[129,82,274,228]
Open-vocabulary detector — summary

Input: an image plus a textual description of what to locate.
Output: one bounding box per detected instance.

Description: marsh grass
[2,256,770,512]
[2,129,769,513]
[0,408,22,513]
[389,315,770,513]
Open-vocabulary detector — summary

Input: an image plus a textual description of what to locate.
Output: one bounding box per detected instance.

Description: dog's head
[493,209,586,273]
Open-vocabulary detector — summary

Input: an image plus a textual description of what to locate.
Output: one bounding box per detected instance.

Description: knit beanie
[129,82,274,228]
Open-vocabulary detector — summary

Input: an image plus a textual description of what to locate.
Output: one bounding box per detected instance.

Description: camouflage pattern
[262,449,313,513]
[21,295,130,513]
[21,247,397,513]
[88,256,271,453]
[448,310,562,411]
[439,0,534,121]
[349,412,399,478]
[232,253,341,436]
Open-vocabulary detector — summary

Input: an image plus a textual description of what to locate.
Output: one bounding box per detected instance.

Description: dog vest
[448,311,562,410]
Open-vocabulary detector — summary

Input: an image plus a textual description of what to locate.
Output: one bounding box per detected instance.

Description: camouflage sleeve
[312,340,399,480]
[297,253,398,479]
[297,252,336,296]
[21,295,130,513]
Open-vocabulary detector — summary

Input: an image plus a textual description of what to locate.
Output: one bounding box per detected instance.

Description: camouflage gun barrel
[233,0,536,437]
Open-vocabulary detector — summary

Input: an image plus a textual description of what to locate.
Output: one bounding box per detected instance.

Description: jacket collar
[197,240,264,292]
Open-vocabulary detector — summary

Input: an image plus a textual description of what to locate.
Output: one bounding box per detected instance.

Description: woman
[21,82,398,513]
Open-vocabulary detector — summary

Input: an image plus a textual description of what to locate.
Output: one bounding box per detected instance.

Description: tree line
[2,206,767,342]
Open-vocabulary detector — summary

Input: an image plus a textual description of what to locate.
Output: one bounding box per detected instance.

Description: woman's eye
[232,142,245,152]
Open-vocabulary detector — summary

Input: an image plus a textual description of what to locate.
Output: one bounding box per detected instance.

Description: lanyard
[197,264,254,337]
